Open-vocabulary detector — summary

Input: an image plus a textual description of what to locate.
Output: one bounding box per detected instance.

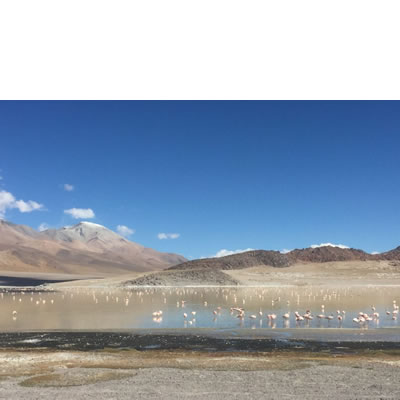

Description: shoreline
[1,328,400,352]
[3,283,400,291]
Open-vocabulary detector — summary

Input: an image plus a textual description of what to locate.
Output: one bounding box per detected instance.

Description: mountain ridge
[2,219,399,277]
[168,245,400,271]
[0,220,187,275]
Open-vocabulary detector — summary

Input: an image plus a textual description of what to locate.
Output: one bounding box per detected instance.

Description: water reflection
[0,286,398,331]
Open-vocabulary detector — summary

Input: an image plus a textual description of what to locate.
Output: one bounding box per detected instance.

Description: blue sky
[1,101,399,258]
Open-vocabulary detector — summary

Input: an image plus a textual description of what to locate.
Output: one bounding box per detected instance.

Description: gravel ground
[0,350,399,399]
[0,363,400,399]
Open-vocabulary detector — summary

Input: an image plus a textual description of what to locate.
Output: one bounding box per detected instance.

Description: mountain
[168,245,400,271]
[287,246,373,263]
[0,220,41,247]
[377,246,400,261]
[169,250,291,271]
[0,220,187,276]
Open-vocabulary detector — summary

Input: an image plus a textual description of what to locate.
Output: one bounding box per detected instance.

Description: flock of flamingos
[2,287,399,330]
[152,298,400,328]
[147,287,400,329]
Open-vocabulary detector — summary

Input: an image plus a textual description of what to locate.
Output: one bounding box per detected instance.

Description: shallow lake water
[0,286,399,331]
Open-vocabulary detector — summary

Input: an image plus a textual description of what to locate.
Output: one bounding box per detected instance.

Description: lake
[0,286,399,331]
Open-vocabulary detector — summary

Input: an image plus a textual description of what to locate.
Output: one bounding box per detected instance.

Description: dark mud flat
[0,275,75,288]
[1,328,400,353]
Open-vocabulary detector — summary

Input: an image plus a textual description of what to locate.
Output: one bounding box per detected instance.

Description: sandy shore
[225,260,400,287]
[0,348,399,399]
[47,260,400,289]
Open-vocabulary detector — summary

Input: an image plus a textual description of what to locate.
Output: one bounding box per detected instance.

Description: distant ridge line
[169,246,400,271]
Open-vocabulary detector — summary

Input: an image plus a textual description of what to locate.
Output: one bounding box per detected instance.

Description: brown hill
[168,245,399,272]
[287,246,373,263]
[169,250,291,271]
[0,220,186,276]
[377,246,400,261]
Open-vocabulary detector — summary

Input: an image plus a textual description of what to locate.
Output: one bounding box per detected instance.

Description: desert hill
[378,246,400,261]
[124,246,400,287]
[168,245,400,272]
[169,250,291,271]
[0,220,186,276]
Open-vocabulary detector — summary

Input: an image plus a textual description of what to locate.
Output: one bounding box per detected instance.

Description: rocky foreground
[0,348,399,399]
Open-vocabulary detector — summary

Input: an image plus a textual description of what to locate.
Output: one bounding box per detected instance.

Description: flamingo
[152,311,163,317]
[282,312,290,320]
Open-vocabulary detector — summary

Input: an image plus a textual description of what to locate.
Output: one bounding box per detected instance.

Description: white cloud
[310,243,349,249]
[211,248,254,258]
[0,190,44,219]
[38,222,49,232]
[64,208,95,219]
[371,251,380,255]
[14,200,43,213]
[0,191,14,218]
[116,225,135,237]
[158,232,180,240]
[63,184,74,192]
[280,248,293,254]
